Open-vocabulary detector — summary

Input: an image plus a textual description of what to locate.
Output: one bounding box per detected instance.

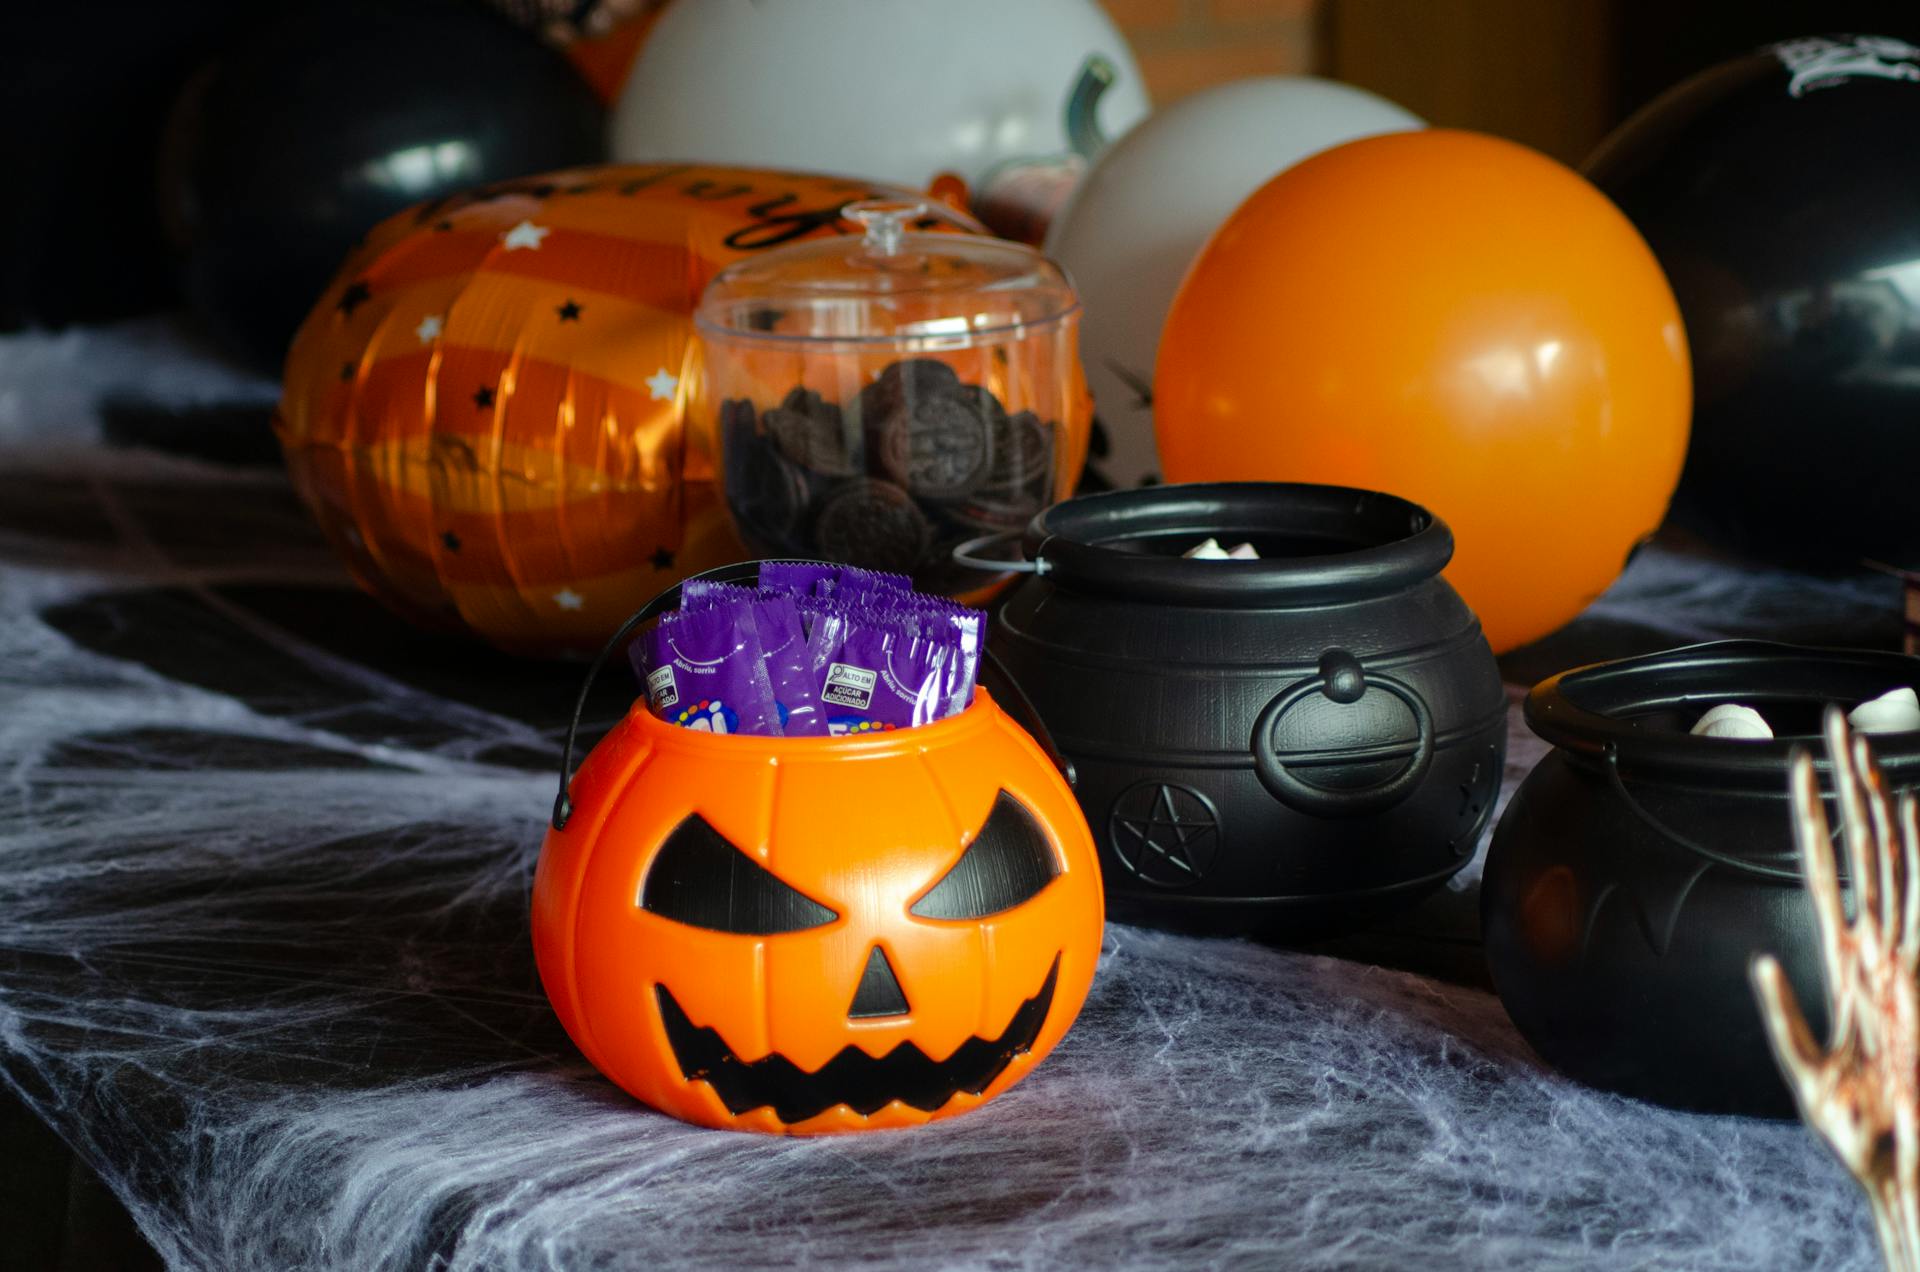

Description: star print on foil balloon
[1752,709,1920,1272]
[276,163,942,657]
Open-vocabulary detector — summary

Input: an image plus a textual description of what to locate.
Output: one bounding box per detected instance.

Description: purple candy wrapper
[635,564,978,738]
[852,594,983,719]
[830,566,914,605]
[674,579,824,736]
[807,611,957,735]
[635,603,781,736]
[926,601,983,717]
[758,562,912,603]
[679,577,755,609]
[750,591,824,736]
[757,562,842,599]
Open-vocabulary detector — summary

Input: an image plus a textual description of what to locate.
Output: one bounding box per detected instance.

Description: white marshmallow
[1849,687,1920,734]
[1183,538,1229,560]
[1227,542,1260,559]
[1691,703,1774,740]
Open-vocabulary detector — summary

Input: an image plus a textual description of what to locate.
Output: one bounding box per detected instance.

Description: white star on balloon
[645,368,679,401]
[552,588,584,611]
[502,221,550,251]
[414,314,444,343]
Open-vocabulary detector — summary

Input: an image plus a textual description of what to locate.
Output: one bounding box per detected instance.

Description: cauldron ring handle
[1250,648,1435,819]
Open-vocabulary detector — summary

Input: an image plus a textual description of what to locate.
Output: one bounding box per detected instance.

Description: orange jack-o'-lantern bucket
[531,562,1104,1133]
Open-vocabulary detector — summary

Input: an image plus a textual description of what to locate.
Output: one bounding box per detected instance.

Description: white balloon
[1046,77,1422,488]
[610,0,1150,189]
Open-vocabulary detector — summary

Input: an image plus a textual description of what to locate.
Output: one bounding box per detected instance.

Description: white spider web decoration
[0,320,1891,1269]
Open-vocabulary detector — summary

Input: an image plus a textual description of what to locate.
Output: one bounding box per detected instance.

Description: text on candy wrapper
[646,665,678,710]
[821,662,877,711]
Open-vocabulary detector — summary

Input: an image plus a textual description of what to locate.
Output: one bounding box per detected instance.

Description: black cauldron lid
[1020,482,1452,607]
[1527,639,1920,785]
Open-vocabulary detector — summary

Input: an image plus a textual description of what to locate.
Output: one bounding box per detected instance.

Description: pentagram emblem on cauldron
[1108,782,1220,889]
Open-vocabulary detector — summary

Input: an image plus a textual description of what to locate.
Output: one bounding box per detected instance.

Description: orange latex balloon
[531,690,1104,1134]
[1155,129,1691,652]
[278,164,929,657]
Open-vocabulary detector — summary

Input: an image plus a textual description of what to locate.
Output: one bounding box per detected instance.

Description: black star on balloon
[441,531,462,553]
[337,280,372,316]
[649,546,675,571]
[1104,357,1153,408]
[1113,785,1217,881]
[473,386,495,409]
[435,220,455,232]
[556,299,582,322]
[339,362,355,382]
[1086,419,1110,461]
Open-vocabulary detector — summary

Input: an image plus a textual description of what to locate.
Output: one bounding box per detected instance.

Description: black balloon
[159,0,605,370]
[1587,33,1920,566]
[2,3,263,329]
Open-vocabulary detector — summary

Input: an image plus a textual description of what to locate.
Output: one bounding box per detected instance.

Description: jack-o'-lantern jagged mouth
[655,955,1061,1124]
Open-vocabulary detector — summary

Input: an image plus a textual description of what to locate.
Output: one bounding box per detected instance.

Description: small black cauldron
[977,482,1507,937]
[1482,640,1920,1115]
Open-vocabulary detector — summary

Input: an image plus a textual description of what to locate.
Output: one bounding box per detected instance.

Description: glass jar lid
[693,199,1079,349]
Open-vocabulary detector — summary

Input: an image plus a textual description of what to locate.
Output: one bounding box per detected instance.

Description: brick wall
[1106,0,1320,104]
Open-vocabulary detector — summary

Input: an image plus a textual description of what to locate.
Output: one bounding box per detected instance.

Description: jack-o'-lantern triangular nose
[848,945,909,1019]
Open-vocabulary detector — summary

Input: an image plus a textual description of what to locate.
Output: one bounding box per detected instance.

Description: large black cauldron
[1483,641,1920,1116]
[985,482,1507,937]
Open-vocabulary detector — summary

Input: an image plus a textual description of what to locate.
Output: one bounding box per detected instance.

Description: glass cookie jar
[693,200,1089,597]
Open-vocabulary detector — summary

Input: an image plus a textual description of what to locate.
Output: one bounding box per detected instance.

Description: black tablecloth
[0,320,1898,1269]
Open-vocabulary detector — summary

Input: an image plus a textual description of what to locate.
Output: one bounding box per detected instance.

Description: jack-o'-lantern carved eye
[642,814,838,934]
[911,792,1060,920]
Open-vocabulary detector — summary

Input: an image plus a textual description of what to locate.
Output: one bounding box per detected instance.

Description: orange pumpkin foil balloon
[1155,130,1691,654]
[277,164,930,656]
[531,689,1105,1133]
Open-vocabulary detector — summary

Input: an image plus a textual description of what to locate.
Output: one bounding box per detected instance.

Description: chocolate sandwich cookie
[875,384,996,498]
[764,385,860,476]
[764,405,860,477]
[959,383,1010,441]
[856,359,964,426]
[879,395,994,498]
[780,385,837,419]
[927,402,1056,532]
[811,478,932,574]
[929,480,1052,535]
[984,407,1054,490]
[720,399,812,554]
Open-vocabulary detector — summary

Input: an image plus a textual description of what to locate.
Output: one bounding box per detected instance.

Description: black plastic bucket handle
[982,646,1076,789]
[550,559,1073,832]
[951,528,1051,576]
[550,560,763,830]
